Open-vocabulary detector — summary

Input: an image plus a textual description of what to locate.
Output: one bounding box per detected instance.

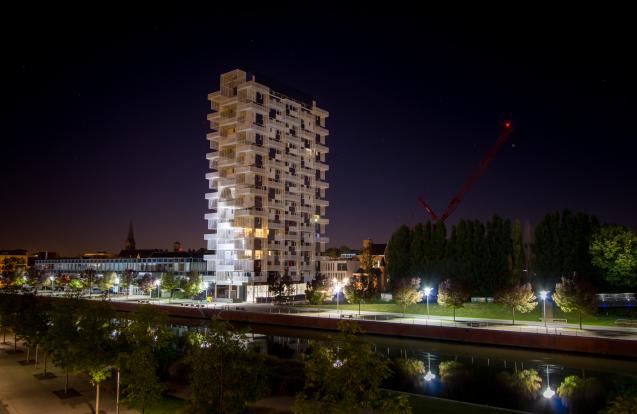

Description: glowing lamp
[543,386,555,399]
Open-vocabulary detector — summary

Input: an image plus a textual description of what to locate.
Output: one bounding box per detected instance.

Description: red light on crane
[505,121,511,129]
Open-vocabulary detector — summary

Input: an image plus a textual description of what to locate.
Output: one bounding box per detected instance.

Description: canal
[168,317,637,413]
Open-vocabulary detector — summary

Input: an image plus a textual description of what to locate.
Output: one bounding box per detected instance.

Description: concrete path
[0,341,137,414]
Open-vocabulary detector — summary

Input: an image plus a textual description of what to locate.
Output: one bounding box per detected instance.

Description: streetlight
[542,364,555,399]
[540,290,549,329]
[49,275,55,295]
[154,279,161,300]
[424,352,436,382]
[333,277,348,315]
[423,287,433,319]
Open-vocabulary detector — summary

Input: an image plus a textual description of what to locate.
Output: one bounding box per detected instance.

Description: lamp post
[333,277,348,315]
[113,276,120,297]
[49,275,55,295]
[424,287,433,319]
[540,290,549,329]
[154,279,161,301]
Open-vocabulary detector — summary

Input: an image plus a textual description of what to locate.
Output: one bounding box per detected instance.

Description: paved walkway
[0,341,136,414]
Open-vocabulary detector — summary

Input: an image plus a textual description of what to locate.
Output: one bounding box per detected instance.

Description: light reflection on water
[167,317,637,413]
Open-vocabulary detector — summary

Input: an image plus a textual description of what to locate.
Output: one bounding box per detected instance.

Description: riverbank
[108,300,637,359]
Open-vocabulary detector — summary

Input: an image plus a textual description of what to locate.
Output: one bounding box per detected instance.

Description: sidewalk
[0,341,137,414]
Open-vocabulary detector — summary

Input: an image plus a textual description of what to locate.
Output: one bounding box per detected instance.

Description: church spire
[125,221,136,250]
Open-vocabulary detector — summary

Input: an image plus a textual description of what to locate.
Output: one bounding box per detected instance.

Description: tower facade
[204,69,330,301]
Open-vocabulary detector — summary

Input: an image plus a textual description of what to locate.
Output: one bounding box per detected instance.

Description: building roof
[0,249,28,255]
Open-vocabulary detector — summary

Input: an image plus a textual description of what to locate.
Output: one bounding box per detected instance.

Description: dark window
[255,175,263,188]
[268,188,276,200]
[269,148,276,160]
[337,263,347,271]
[255,216,262,228]
[269,109,276,119]
[255,154,263,168]
[256,113,264,126]
[255,196,263,210]
[256,134,263,146]
[256,92,264,104]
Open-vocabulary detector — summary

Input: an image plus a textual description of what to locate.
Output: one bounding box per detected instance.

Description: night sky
[3,8,636,255]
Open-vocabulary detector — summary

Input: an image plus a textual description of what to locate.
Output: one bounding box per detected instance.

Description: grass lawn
[141,395,186,414]
[303,302,634,327]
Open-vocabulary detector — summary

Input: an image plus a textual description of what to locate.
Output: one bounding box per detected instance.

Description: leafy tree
[183,271,203,298]
[437,279,468,321]
[119,306,172,413]
[393,278,423,317]
[344,275,372,315]
[268,273,292,304]
[553,276,597,329]
[494,283,538,325]
[121,269,136,298]
[386,225,412,288]
[13,294,50,364]
[186,318,268,413]
[293,321,410,414]
[600,387,637,414]
[410,223,426,278]
[74,301,117,413]
[45,297,85,394]
[160,272,179,300]
[512,218,526,282]
[68,277,83,290]
[1,256,27,287]
[138,274,155,295]
[324,245,353,259]
[497,369,541,400]
[590,224,637,288]
[99,271,117,295]
[82,268,97,296]
[533,210,600,287]
[305,273,330,305]
[557,375,606,414]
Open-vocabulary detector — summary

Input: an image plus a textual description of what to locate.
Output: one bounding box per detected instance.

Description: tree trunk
[65,366,69,394]
[512,307,515,325]
[26,346,30,363]
[358,301,361,315]
[95,383,100,414]
[579,311,582,330]
[35,344,39,368]
[2,325,6,344]
[453,307,456,321]
[14,332,17,352]
[44,353,48,376]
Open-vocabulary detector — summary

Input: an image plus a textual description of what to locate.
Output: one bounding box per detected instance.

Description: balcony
[268,220,284,229]
[315,142,329,153]
[235,165,265,175]
[315,125,329,135]
[217,177,236,187]
[268,139,284,150]
[205,171,220,180]
[234,207,267,218]
[315,161,329,171]
[315,179,329,189]
[315,198,329,207]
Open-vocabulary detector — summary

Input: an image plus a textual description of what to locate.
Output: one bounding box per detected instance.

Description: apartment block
[204,69,329,302]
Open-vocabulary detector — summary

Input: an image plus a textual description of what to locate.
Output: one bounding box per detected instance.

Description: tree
[409,223,426,278]
[557,375,606,414]
[121,269,136,298]
[344,275,372,315]
[186,318,268,413]
[600,387,637,414]
[512,218,526,282]
[82,268,96,296]
[497,369,541,400]
[305,273,330,305]
[160,272,179,301]
[99,271,117,296]
[268,273,287,304]
[553,276,597,329]
[138,275,155,295]
[74,301,117,414]
[386,225,412,288]
[590,224,637,288]
[119,305,172,413]
[437,279,468,321]
[293,321,411,414]
[393,279,423,318]
[183,271,203,298]
[45,297,85,394]
[494,283,538,325]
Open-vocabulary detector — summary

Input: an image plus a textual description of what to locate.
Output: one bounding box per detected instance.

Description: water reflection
[164,318,637,414]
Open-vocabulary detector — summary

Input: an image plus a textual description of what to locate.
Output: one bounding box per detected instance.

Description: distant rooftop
[248,71,315,107]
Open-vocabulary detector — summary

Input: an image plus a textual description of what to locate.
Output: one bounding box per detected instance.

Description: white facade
[319,258,360,284]
[205,69,329,301]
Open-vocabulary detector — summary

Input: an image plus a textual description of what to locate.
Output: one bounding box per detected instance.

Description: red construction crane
[418,121,513,222]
